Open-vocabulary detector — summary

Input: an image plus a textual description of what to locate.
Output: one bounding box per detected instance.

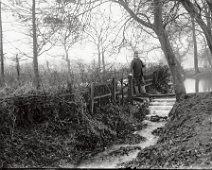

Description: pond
[184,73,212,93]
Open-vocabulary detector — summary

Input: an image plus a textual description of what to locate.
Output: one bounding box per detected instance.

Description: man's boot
[135,86,139,95]
[141,85,146,94]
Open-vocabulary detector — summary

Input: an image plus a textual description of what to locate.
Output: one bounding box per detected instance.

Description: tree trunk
[0,0,4,86]
[205,3,211,35]
[64,45,72,83]
[97,44,101,70]
[206,0,212,14]
[65,50,71,73]
[66,58,71,82]
[46,60,51,73]
[154,0,186,100]
[175,58,185,78]
[32,0,40,89]
[157,32,186,100]
[191,17,200,74]
[195,78,199,93]
[202,35,212,68]
[206,52,212,68]
[101,47,105,81]
[205,5,212,68]
[117,0,186,99]
[181,0,212,56]
[16,54,20,85]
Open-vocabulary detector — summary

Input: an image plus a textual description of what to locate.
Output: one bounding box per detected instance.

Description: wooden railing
[89,75,153,114]
[89,77,128,114]
[89,74,175,114]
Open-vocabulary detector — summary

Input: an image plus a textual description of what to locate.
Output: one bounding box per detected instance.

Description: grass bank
[123,92,212,168]
[0,91,148,168]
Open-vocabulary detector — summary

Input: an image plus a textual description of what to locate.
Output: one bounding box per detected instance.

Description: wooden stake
[128,74,133,103]
[90,82,94,114]
[111,78,116,103]
[121,78,124,105]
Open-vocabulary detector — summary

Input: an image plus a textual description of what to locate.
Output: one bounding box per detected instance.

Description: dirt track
[122,92,212,168]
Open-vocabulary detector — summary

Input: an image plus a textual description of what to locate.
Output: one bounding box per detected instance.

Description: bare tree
[206,0,212,14]
[72,0,186,98]
[84,10,125,81]
[43,1,84,82]
[32,0,40,89]
[110,0,185,99]
[16,54,21,85]
[180,0,212,56]
[191,16,200,74]
[4,0,65,88]
[59,19,82,80]
[0,0,4,86]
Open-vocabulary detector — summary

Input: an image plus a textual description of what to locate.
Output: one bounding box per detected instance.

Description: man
[130,51,146,95]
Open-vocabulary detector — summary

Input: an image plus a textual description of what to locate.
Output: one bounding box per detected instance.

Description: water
[59,74,212,168]
[184,73,212,93]
[58,74,212,168]
[73,97,176,169]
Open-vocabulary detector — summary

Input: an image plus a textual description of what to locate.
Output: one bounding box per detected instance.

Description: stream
[74,97,176,168]
[60,74,212,168]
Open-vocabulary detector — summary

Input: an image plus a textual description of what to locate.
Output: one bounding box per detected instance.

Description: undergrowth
[0,88,148,168]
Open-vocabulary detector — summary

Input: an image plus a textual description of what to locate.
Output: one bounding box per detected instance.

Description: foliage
[0,85,148,167]
[152,65,171,94]
[123,93,212,169]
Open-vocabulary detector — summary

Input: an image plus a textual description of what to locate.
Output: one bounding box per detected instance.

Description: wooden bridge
[89,74,175,114]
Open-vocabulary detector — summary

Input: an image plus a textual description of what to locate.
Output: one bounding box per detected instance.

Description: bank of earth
[122,92,212,169]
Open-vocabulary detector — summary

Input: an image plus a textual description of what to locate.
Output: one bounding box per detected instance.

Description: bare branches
[115,0,154,29]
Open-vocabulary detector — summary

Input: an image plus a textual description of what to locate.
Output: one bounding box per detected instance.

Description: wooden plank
[94,82,111,87]
[111,78,116,103]
[143,83,152,87]
[94,93,112,100]
[121,78,124,105]
[150,93,176,98]
[90,82,94,114]
[151,98,176,102]
[128,74,133,103]
[148,105,173,110]
[145,79,152,83]
[59,93,75,97]
[187,92,212,96]
[93,91,123,100]
[136,93,176,98]
[132,96,149,102]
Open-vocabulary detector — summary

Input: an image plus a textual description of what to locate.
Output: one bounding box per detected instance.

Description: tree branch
[115,0,154,29]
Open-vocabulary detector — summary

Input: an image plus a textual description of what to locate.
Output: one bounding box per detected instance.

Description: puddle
[69,97,176,169]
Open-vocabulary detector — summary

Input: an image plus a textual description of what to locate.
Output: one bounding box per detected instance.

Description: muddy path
[60,97,176,168]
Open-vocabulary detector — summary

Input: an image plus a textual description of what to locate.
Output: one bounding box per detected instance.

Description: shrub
[152,65,171,93]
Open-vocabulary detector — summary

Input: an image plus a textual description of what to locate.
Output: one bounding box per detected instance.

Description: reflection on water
[184,74,212,93]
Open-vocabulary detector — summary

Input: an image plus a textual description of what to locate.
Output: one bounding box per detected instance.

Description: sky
[1,0,203,71]
[1,1,166,70]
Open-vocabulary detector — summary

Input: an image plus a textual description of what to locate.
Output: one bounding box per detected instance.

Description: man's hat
[134,50,139,54]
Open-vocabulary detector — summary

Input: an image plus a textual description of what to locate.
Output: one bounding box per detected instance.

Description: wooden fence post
[16,54,21,86]
[90,82,94,114]
[128,74,133,103]
[121,78,124,105]
[111,78,116,103]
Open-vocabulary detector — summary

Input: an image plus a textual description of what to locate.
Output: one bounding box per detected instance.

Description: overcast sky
[1,0,200,70]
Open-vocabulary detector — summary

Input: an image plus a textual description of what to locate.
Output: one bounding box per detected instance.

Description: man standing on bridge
[130,50,146,95]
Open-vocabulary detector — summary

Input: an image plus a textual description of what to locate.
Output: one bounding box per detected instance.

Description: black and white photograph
[1,0,212,169]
